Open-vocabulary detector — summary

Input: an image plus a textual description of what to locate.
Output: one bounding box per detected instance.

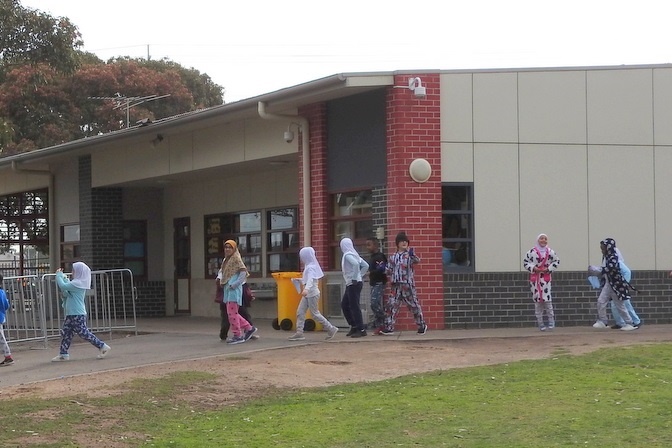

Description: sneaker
[592,321,608,329]
[380,329,395,336]
[610,324,623,330]
[418,324,428,335]
[326,326,339,340]
[548,323,555,330]
[52,354,70,362]
[350,330,367,338]
[288,332,305,341]
[621,324,637,331]
[539,326,547,331]
[227,336,246,344]
[346,327,358,337]
[0,357,14,366]
[633,321,642,328]
[372,326,383,336]
[97,343,111,359]
[243,326,258,341]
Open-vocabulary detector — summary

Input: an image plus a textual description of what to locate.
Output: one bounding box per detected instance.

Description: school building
[1,64,671,330]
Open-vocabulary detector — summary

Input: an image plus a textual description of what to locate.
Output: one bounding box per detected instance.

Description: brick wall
[78,155,123,270]
[298,103,329,268]
[134,281,166,317]
[443,271,672,329]
[386,74,444,330]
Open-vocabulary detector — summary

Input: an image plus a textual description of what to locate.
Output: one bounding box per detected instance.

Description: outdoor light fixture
[407,77,426,99]
[409,158,432,183]
[394,76,427,99]
[284,122,302,143]
[150,134,164,148]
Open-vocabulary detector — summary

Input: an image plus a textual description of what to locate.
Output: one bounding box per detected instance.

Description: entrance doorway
[173,217,191,313]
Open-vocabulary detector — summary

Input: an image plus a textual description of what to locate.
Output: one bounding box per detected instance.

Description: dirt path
[5,328,670,402]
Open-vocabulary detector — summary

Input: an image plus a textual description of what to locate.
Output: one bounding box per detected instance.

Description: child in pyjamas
[523,233,560,331]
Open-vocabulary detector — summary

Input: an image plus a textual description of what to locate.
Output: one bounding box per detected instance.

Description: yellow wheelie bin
[271,272,323,331]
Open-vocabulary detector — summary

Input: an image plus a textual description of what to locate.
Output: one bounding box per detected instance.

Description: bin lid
[271,272,302,280]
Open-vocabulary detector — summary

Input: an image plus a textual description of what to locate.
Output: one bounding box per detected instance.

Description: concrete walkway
[1,316,671,389]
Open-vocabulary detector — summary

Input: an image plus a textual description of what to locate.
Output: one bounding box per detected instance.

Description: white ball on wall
[409,158,432,183]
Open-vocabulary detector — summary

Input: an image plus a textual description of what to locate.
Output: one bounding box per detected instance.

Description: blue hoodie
[0,288,9,325]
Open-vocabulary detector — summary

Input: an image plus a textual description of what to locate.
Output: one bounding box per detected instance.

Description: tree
[0,1,225,155]
[0,0,82,77]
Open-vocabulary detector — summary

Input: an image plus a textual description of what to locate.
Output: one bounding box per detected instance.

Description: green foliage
[1,345,672,447]
[0,0,82,76]
[0,1,224,156]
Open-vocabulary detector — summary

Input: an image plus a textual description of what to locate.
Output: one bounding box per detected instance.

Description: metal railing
[3,269,137,348]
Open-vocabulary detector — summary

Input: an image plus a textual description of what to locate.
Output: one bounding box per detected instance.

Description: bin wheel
[272,318,280,330]
[280,318,293,331]
[303,319,316,332]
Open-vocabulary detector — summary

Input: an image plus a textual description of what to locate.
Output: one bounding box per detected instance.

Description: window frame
[442,183,474,272]
[123,220,148,281]
[328,189,373,269]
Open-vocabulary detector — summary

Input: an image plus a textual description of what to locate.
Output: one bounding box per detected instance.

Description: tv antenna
[88,93,171,128]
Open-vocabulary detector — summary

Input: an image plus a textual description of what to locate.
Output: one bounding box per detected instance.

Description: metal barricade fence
[3,269,137,348]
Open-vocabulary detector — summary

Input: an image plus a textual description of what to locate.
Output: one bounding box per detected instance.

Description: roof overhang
[0,71,396,170]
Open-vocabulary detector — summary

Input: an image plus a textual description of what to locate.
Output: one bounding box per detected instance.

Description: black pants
[341,281,365,331]
[220,303,253,340]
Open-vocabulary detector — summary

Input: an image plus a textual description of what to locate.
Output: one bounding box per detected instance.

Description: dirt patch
[4,329,670,402]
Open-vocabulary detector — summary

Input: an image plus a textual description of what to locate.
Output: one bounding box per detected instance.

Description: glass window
[266,207,299,273]
[442,184,474,271]
[329,189,373,268]
[123,220,147,280]
[204,211,264,277]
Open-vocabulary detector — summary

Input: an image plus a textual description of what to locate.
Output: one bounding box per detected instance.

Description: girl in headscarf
[287,247,339,341]
[592,238,636,331]
[523,234,560,331]
[220,240,257,344]
[340,238,369,338]
[52,262,111,361]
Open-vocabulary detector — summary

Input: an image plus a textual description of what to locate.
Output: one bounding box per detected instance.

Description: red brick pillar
[298,103,329,268]
[386,74,444,330]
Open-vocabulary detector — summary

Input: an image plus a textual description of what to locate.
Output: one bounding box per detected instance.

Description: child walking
[523,233,561,331]
[0,275,14,366]
[52,262,111,361]
[220,240,257,344]
[288,247,339,341]
[381,232,427,335]
[340,238,369,338]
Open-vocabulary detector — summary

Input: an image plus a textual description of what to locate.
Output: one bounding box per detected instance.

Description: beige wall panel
[587,146,655,269]
[244,119,300,160]
[473,72,518,143]
[0,169,49,195]
[441,142,474,182]
[192,122,245,169]
[440,73,473,142]
[653,68,672,145]
[52,161,79,225]
[519,145,588,270]
[167,133,194,173]
[587,69,653,145]
[473,143,520,271]
[519,71,587,144]
[654,147,672,269]
[92,144,170,187]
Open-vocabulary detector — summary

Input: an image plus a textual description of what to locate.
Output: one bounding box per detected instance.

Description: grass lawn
[2,344,671,447]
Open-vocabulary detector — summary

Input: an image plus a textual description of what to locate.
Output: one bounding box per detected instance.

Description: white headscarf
[300,247,324,283]
[535,233,548,257]
[70,262,92,289]
[340,237,362,270]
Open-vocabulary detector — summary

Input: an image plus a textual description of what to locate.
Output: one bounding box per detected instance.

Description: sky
[19,0,672,103]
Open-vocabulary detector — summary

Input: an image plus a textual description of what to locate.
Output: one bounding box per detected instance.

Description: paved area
[1,316,671,388]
